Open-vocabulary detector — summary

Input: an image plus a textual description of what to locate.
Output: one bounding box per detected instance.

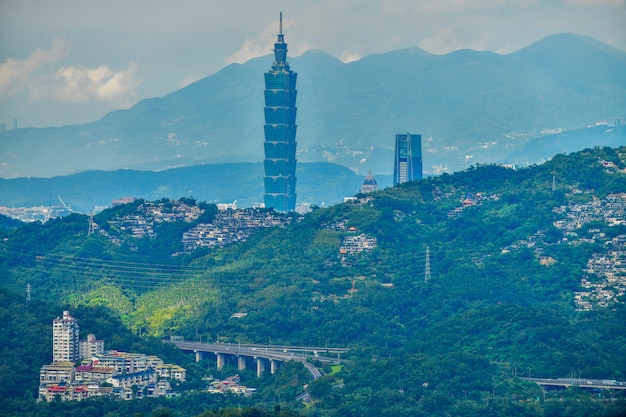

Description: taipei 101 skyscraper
[263,13,298,212]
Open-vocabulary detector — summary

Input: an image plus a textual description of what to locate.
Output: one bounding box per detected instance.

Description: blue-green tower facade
[393,133,423,186]
[263,13,297,212]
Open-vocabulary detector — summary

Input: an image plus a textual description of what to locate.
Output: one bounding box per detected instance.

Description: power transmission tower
[26,283,31,302]
[552,175,556,192]
[88,212,95,235]
[424,246,431,283]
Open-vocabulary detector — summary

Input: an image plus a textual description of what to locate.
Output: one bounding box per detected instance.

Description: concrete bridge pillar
[256,358,265,377]
[270,359,278,374]
[216,353,225,371]
[195,350,203,363]
[238,356,246,371]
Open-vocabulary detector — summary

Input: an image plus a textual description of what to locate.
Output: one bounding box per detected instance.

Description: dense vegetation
[1,146,626,416]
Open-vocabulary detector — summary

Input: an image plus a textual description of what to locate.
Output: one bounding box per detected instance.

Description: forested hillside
[1,146,626,416]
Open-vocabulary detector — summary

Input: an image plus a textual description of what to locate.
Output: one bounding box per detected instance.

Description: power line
[5,248,277,292]
[424,246,431,283]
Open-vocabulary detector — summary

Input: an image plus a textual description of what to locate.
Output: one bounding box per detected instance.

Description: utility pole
[424,246,431,283]
[26,283,31,302]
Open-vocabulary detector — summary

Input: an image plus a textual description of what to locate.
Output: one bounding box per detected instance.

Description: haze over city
[1,0,625,128]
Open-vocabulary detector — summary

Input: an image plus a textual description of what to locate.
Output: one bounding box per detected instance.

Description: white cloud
[418,27,491,54]
[340,52,362,63]
[225,22,275,65]
[225,17,314,65]
[0,37,69,96]
[54,62,140,104]
[0,37,141,106]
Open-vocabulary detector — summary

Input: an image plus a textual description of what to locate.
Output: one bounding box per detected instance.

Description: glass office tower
[263,13,298,211]
[393,133,423,185]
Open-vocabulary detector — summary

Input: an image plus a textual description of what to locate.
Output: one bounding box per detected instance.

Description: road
[173,341,345,380]
[521,377,626,390]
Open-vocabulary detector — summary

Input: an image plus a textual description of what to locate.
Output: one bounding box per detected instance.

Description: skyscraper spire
[263,14,298,212]
[273,13,287,67]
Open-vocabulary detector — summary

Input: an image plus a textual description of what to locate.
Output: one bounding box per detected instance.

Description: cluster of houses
[318,220,378,267]
[549,193,626,310]
[206,374,256,396]
[553,193,626,231]
[447,192,501,218]
[105,199,204,240]
[491,186,626,311]
[98,199,293,254]
[38,311,186,402]
[576,233,626,310]
[338,227,378,267]
[181,208,292,252]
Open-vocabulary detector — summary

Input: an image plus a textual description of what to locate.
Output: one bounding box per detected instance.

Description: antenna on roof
[279,12,283,35]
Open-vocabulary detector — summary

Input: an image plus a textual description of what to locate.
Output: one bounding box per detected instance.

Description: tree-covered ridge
[0,214,23,237]
[1,147,626,416]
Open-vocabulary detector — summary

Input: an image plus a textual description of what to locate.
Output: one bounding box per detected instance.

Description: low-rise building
[40,362,75,384]
[74,363,115,383]
[107,368,157,389]
[155,364,187,382]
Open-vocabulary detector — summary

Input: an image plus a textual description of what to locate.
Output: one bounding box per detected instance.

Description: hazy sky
[1,0,625,128]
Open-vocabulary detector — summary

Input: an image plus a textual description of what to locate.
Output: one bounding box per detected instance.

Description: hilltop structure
[393,133,423,185]
[263,12,298,212]
[361,171,379,194]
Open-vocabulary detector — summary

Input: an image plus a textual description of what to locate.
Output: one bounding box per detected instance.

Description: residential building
[263,13,298,212]
[393,133,423,185]
[38,384,90,402]
[155,364,187,382]
[93,350,162,373]
[53,311,80,363]
[40,362,75,384]
[75,363,115,382]
[106,368,157,389]
[80,333,104,359]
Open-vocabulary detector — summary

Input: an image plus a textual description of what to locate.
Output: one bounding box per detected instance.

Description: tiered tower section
[263,12,298,212]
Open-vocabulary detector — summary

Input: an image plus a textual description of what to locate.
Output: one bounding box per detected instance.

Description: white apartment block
[79,333,104,359]
[53,311,80,363]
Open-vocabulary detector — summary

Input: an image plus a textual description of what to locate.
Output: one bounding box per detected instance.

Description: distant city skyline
[0,1,625,128]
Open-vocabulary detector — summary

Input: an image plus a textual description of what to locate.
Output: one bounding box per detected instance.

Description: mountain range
[0,162,391,213]
[0,33,624,180]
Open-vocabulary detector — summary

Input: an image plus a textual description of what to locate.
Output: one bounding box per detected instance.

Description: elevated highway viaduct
[173,340,348,380]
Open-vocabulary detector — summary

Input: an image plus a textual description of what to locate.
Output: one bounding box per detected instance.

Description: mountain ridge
[1,33,624,179]
[0,161,385,213]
